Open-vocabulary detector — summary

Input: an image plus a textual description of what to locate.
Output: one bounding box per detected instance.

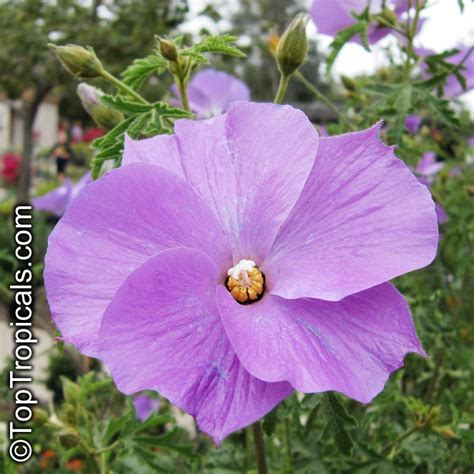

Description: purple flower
[133,394,160,421]
[33,172,92,216]
[405,115,422,134]
[414,153,446,224]
[416,151,444,177]
[310,0,418,44]
[435,204,448,225]
[171,69,250,118]
[44,103,438,444]
[467,136,474,148]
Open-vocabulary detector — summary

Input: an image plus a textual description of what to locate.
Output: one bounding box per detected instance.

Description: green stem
[274,74,290,104]
[252,422,268,474]
[381,425,419,455]
[295,71,352,129]
[245,426,254,471]
[100,70,148,104]
[176,77,191,112]
[99,452,107,474]
[284,417,293,473]
[403,0,420,82]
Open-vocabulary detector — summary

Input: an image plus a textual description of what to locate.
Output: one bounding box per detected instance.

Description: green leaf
[91,115,136,150]
[262,406,281,436]
[121,55,168,90]
[320,392,357,455]
[181,34,246,62]
[127,112,152,139]
[133,412,174,435]
[102,95,152,114]
[152,101,193,119]
[326,22,368,76]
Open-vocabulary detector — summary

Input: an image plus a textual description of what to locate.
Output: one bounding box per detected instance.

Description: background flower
[33,172,91,216]
[133,394,160,421]
[171,68,250,118]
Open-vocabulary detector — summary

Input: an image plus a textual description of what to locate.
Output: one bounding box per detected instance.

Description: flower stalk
[252,421,268,474]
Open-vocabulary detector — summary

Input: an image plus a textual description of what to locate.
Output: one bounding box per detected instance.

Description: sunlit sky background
[179,0,474,113]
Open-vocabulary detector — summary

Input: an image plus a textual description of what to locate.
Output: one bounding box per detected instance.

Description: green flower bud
[155,36,179,62]
[276,14,309,77]
[49,44,103,79]
[33,408,49,426]
[77,83,123,130]
[341,75,356,91]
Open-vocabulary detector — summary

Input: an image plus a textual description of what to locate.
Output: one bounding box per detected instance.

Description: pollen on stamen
[226,259,265,304]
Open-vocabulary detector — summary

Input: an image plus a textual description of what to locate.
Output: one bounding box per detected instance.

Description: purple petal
[435,203,448,224]
[71,172,92,199]
[44,163,231,357]
[310,0,386,42]
[405,115,422,134]
[99,248,291,443]
[123,134,184,176]
[265,124,438,301]
[218,283,425,404]
[33,180,73,216]
[133,394,160,422]
[416,152,444,176]
[174,102,319,262]
[172,69,250,119]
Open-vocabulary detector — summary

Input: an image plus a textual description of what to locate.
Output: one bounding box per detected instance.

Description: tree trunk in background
[16,86,51,203]
[17,107,35,202]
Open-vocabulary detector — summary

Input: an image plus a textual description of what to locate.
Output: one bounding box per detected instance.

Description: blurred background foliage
[0,0,473,473]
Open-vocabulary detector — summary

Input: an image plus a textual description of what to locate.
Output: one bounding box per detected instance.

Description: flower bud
[341,75,356,91]
[49,44,103,79]
[33,408,49,426]
[276,14,309,77]
[155,36,179,62]
[77,83,123,130]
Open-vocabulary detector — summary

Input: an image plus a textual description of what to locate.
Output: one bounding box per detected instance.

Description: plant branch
[252,421,268,474]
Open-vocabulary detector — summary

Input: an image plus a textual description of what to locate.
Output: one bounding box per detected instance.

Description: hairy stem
[176,76,191,112]
[295,71,352,129]
[100,70,148,104]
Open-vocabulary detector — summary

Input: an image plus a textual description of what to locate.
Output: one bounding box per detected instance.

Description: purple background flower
[133,394,160,421]
[310,0,416,44]
[171,68,250,118]
[44,103,438,443]
[405,115,422,134]
[33,172,92,216]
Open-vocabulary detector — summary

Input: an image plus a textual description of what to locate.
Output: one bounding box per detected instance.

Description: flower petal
[174,102,319,262]
[44,163,231,357]
[99,248,292,444]
[32,180,72,216]
[265,124,438,301]
[122,133,184,176]
[217,283,424,404]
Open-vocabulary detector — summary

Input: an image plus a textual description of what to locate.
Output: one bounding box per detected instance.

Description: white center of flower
[226,259,265,304]
[227,259,257,281]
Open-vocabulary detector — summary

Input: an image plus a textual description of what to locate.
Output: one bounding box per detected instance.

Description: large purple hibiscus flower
[33,172,92,216]
[44,102,438,443]
[171,68,250,118]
